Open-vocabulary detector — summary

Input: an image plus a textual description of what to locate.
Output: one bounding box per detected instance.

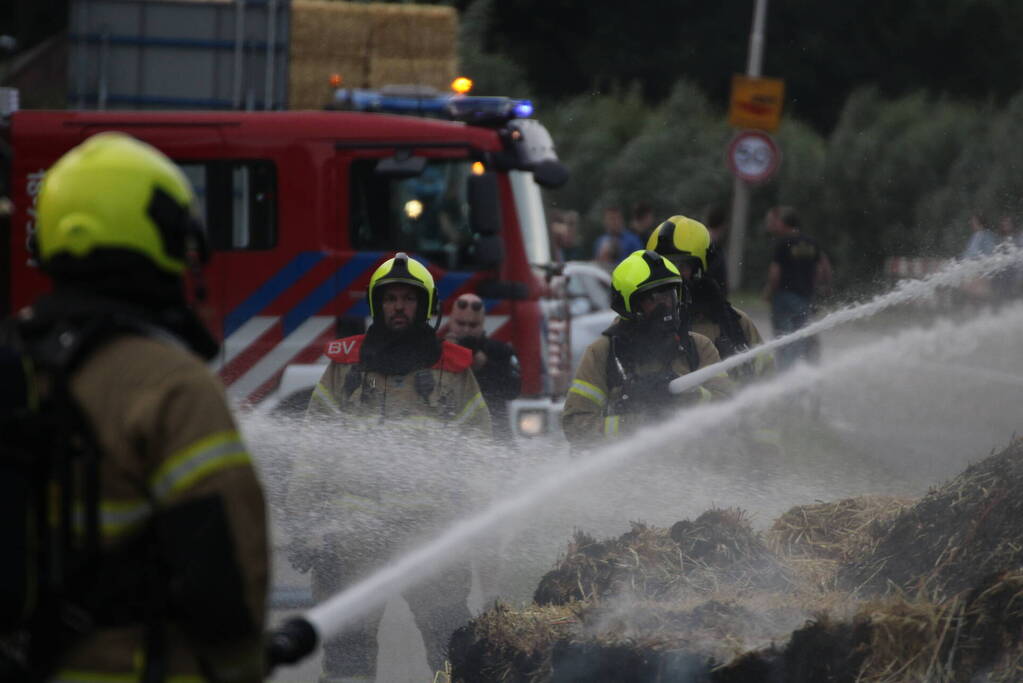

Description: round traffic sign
[727,130,781,183]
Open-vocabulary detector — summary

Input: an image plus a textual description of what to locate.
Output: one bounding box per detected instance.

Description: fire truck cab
[1,90,572,438]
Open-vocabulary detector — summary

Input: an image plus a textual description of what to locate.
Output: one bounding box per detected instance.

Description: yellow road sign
[728,75,785,131]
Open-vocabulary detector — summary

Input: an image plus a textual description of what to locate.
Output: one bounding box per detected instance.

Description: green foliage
[602,81,731,222]
[472,0,1023,133]
[534,80,1023,295]
[812,89,982,287]
[540,84,653,243]
[452,1,1023,294]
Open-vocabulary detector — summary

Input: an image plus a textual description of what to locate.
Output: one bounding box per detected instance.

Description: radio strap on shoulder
[343,364,364,399]
[414,369,436,404]
[719,303,749,353]
[680,332,699,373]
[605,335,629,393]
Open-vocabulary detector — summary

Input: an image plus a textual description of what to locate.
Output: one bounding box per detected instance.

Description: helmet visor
[635,283,679,317]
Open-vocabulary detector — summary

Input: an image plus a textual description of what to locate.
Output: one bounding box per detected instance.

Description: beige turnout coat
[55,335,268,683]
[561,330,734,448]
[691,305,775,381]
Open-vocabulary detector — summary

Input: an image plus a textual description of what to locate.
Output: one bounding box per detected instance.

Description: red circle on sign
[727,130,781,184]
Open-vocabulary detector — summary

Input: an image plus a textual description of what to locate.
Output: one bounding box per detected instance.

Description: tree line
[453,0,1023,293]
[538,82,1023,294]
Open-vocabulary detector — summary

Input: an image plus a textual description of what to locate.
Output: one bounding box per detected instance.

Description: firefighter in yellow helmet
[306,252,490,433]
[2,132,268,681]
[648,215,774,382]
[561,250,733,447]
[295,252,490,681]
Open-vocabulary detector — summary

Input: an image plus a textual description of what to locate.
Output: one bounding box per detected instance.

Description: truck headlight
[517,409,548,437]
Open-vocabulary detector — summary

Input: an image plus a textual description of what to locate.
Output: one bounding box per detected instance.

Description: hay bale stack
[534,510,790,606]
[289,1,457,109]
[839,440,1023,597]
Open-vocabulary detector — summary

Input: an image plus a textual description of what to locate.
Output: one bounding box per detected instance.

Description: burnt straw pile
[449,441,1023,682]
[533,509,791,606]
[840,439,1023,598]
[450,509,810,682]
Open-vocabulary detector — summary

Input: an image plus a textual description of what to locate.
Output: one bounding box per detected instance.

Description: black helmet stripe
[386,252,414,281]
[146,186,189,262]
[655,221,676,255]
[642,249,677,284]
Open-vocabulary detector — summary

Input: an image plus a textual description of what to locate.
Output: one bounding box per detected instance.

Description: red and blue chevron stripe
[215,251,512,405]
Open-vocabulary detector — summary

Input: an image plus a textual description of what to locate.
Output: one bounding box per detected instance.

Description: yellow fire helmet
[35,131,204,276]
[367,252,439,323]
[646,215,711,278]
[610,249,683,320]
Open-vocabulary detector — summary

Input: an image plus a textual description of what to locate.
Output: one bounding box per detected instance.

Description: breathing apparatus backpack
[0,310,137,680]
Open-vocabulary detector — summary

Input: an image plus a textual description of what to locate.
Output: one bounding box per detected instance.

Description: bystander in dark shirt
[772,234,824,299]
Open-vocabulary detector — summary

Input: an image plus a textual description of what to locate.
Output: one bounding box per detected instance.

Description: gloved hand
[673,386,705,407]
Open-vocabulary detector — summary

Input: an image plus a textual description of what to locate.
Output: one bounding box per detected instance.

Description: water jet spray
[267,293,1023,666]
[669,245,1023,394]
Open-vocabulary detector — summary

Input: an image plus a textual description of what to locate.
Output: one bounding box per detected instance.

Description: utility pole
[727,0,768,291]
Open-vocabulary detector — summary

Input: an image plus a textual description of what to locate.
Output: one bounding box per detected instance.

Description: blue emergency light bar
[331,88,535,125]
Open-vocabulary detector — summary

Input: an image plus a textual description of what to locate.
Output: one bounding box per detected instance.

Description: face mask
[636,301,679,339]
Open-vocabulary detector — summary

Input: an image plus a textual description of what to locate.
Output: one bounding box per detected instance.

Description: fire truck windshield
[351,159,478,270]
[510,170,551,266]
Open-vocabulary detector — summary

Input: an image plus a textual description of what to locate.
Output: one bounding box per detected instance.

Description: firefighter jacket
[307,333,491,434]
[561,330,733,448]
[55,335,268,683]
[292,333,491,561]
[691,305,775,382]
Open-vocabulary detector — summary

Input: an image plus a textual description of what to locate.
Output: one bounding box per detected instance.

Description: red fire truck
[1,89,572,437]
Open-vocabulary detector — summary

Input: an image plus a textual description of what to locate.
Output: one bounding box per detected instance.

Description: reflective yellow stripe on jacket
[310,381,341,414]
[150,430,251,502]
[99,499,153,540]
[570,379,607,407]
[603,415,620,436]
[451,391,485,426]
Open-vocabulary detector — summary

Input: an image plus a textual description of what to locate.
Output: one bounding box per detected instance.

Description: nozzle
[266,616,319,670]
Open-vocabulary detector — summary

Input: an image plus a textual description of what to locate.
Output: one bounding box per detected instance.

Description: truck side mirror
[468,172,502,235]
[532,159,569,189]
